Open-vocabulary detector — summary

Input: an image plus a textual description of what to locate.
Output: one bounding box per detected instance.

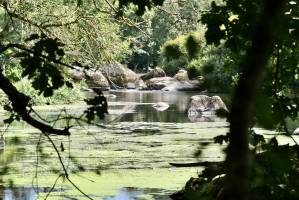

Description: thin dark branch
[32,133,43,195]
[3,43,76,70]
[44,133,93,200]
[66,177,94,200]
[103,0,118,13]
[92,0,110,14]
[44,174,64,200]
[0,70,70,136]
[2,3,48,33]
[42,16,80,28]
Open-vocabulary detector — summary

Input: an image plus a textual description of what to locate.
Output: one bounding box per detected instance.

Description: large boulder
[71,67,110,90]
[174,69,189,81]
[140,67,166,81]
[71,68,85,82]
[146,77,177,90]
[86,70,110,90]
[187,95,228,117]
[101,62,139,88]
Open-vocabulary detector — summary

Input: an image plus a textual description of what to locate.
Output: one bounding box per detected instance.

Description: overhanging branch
[0,70,70,136]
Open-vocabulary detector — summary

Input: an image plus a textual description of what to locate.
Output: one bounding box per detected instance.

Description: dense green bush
[160,33,202,75]
[186,59,202,79]
[162,57,188,76]
[160,31,237,92]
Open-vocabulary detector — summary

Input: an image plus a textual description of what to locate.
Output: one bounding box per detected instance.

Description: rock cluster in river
[71,67,110,90]
[71,64,203,91]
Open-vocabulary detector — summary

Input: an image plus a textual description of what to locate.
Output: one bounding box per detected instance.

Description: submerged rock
[152,102,170,111]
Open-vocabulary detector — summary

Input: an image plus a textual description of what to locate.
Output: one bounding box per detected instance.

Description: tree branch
[0,70,70,136]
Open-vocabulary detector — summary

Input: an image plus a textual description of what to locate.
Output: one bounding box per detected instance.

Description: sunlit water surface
[0,90,281,200]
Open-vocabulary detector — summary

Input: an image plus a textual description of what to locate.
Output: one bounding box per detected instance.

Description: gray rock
[152,102,170,111]
[101,62,139,88]
[187,95,228,117]
[162,80,200,91]
[71,67,85,82]
[135,79,148,90]
[126,82,136,89]
[174,69,189,81]
[140,67,166,81]
[146,76,201,91]
[293,128,299,135]
[146,77,177,90]
[71,67,110,90]
[86,70,110,90]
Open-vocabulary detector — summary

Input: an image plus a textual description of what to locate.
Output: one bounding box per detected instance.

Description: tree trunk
[222,1,285,200]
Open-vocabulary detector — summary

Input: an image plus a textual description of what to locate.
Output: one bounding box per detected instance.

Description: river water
[0,90,230,200]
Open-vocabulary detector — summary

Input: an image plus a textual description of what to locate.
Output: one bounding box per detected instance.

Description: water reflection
[0,187,173,200]
[0,187,38,200]
[106,90,227,123]
[104,187,172,200]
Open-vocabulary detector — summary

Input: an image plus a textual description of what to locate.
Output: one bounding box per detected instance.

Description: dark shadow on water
[104,187,172,200]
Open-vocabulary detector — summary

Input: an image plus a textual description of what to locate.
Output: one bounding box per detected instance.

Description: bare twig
[92,0,110,14]
[44,133,94,200]
[44,174,64,200]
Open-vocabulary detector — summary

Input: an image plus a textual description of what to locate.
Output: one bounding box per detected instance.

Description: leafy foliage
[18,35,66,97]
[84,89,108,123]
[182,0,299,199]
[119,0,164,15]
[186,34,201,60]
[121,0,206,71]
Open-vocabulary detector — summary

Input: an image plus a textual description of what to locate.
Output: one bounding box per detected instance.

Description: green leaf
[3,115,14,124]
[214,134,229,144]
[24,34,40,42]
[84,89,108,122]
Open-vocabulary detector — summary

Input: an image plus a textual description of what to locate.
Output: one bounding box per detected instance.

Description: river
[0,90,233,199]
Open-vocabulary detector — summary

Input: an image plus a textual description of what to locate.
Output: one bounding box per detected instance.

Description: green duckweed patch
[0,105,286,199]
[0,119,230,199]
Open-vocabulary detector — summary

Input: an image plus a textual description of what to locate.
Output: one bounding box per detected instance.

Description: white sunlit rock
[152,102,170,111]
[293,127,299,135]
